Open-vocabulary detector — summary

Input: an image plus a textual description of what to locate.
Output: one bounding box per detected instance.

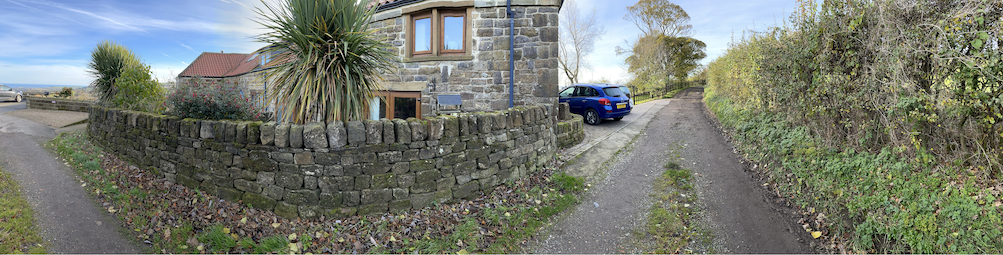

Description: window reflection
[414,18,431,52]
[443,16,463,50]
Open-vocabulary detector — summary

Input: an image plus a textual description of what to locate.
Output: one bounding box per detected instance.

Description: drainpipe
[507,0,514,108]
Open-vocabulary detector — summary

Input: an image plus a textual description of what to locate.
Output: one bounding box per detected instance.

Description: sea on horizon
[0,83,88,90]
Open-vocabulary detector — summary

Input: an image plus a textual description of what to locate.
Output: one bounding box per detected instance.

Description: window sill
[404,55,473,63]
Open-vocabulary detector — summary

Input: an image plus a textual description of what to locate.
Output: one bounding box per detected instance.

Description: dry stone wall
[26,97,93,112]
[88,105,560,219]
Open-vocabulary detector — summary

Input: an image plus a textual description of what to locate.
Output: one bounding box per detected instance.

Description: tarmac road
[0,101,139,253]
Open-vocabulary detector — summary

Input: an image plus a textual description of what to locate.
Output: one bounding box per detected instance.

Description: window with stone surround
[406,7,472,62]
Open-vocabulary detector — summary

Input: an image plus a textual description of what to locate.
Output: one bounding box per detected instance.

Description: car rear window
[618,86,631,94]
[602,87,624,97]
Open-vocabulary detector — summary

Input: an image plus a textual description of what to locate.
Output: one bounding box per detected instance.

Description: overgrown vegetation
[706,0,1002,252]
[47,131,588,254]
[0,167,47,254]
[166,78,264,121]
[112,64,166,113]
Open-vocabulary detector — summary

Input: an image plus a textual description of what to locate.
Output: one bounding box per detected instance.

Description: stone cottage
[176,0,563,120]
[176,51,270,107]
[368,0,563,119]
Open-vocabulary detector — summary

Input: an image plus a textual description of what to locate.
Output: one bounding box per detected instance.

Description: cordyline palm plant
[254,0,395,124]
[87,40,141,105]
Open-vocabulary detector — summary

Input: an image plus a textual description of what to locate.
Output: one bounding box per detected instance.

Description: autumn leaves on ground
[45,132,587,254]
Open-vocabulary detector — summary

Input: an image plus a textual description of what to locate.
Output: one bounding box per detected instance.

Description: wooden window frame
[376,91,422,119]
[438,9,467,55]
[405,7,473,62]
[409,11,434,57]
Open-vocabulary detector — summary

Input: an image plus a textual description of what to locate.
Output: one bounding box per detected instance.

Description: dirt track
[532,87,814,253]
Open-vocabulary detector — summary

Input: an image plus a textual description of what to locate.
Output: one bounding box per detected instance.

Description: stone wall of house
[369,1,561,117]
[88,104,561,219]
[26,97,93,112]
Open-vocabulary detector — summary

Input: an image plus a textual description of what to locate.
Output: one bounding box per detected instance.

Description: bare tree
[559,0,606,84]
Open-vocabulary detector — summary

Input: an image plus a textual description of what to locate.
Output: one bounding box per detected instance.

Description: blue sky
[0,0,800,86]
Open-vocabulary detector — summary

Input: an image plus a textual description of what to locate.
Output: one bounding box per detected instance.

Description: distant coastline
[0,83,88,90]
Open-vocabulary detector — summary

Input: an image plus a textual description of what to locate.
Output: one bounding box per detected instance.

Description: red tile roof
[178,52,259,78]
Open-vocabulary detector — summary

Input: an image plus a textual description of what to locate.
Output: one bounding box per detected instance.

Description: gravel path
[0,102,139,253]
[531,87,814,253]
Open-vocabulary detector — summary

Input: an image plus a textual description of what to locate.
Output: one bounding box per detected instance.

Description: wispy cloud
[16,0,146,32]
[6,0,82,24]
[178,42,197,53]
[161,53,188,66]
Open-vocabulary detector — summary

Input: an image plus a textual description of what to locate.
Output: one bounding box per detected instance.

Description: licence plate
[616,103,626,109]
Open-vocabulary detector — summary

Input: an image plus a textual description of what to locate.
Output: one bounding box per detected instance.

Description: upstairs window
[407,8,470,60]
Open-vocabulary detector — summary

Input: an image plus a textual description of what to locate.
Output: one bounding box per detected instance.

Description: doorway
[375,91,421,120]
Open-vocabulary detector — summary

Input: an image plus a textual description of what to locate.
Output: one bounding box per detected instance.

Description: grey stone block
[365,120,382,144]
[289,124,304,148]
[393,119,411,144]
[346,121,366,146]
[382,119,395,144]
[409,119,427,141]
[478,114,492,134]
[276,173,303,189]
[200,120,215,139]
[274,123,290,148]
[428,118,444,140]
[303,122,328,148]
[361,189,393,204]
[327,121,347,148]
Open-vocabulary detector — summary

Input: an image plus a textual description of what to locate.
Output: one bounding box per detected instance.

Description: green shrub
[166,78,264,121]
[111,64,165,113]
[87,40,141,104]
[56,87,73,98]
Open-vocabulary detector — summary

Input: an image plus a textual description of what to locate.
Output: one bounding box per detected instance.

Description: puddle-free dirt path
[532,87,813,253]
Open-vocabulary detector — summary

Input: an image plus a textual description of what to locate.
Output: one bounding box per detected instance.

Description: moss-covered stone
[242,192,276,210]
[325,207,357,218]
[274,202,299,219]
[357,203,388,216]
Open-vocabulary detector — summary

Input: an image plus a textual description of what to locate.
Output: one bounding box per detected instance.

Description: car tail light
[599,98,610,106]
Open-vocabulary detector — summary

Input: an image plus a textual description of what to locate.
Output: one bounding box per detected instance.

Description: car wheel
[15,95,21,103]
[584,109,601,125]
[613,117,623,121]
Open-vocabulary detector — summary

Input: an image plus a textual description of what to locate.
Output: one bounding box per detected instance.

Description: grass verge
[704,88,1003,253]
[630,160,713,253]
[0,167,47,254]
[47,131,588,254]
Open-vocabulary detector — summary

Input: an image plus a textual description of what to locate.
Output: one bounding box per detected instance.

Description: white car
[0,85,23,102]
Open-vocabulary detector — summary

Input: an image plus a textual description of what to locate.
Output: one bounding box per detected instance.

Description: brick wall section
[88,104,568,219]
[26,97,94,112]
[369,3,560,117]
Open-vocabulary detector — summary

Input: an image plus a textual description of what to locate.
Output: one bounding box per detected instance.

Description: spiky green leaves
[254,0,395,124]
[87,40,141,105]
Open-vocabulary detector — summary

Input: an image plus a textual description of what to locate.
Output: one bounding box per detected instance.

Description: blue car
[558,83,632,125]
